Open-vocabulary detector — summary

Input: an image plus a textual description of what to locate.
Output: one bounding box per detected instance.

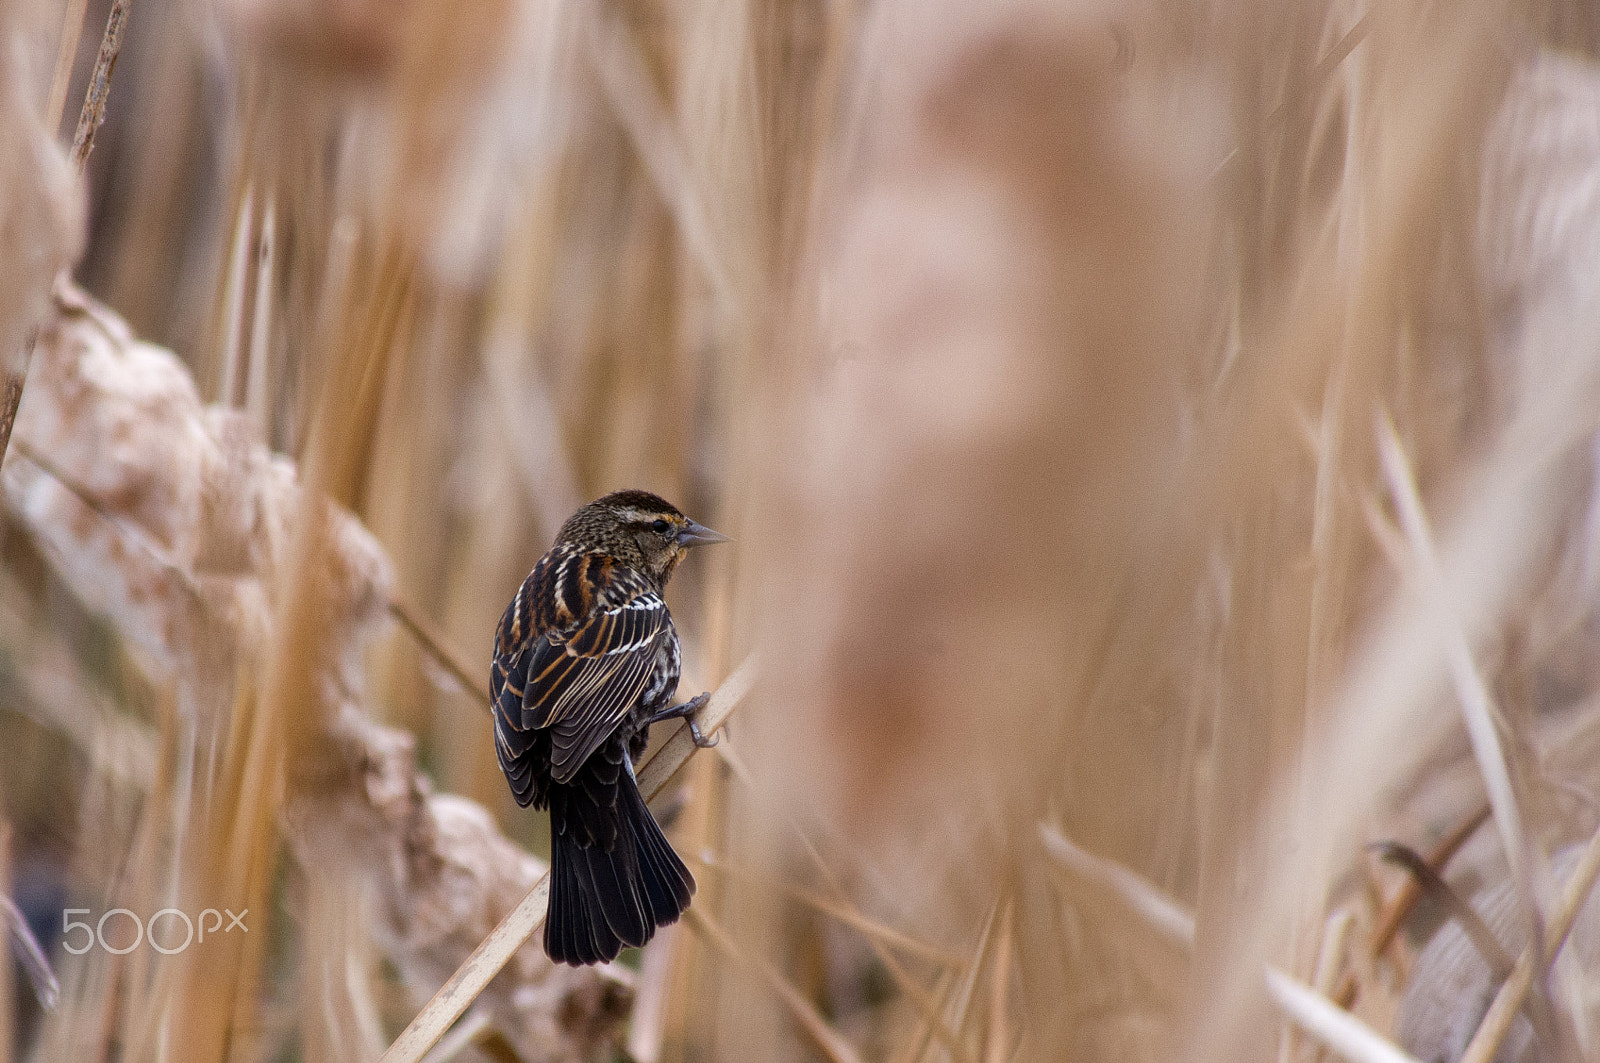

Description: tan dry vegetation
[3,0,1600,1062]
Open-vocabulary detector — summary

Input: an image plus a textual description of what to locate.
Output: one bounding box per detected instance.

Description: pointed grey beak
[676,518,731,547]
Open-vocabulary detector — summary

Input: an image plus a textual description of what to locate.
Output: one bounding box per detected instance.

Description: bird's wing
[493,554,668,791]
[529,590,666,783]
[521,562,668,784]
[492,569,544,804]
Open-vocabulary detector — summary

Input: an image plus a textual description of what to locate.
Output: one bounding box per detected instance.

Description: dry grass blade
[244,192,276,424]
[387,595,493,707]
[1,895,59,1010]
[984,901,1013,1063]
[378,655,756,1063]
[690,855,963,968]
[1265,966,1422,1063]
[1457,821,1600,1063]
[1039,823,1197,948]
[932,895,1004,1063]
[710,731,979,1062]
[684,906,865,1063]
[586,2,734,318]
[216,183,254,408]
[889,970,957,1063]
[1376,415,1546,932]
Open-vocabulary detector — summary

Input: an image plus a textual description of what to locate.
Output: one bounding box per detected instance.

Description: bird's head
[558,489,730,583]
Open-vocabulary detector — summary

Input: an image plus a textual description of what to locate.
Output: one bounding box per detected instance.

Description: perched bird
[491,490,729,966]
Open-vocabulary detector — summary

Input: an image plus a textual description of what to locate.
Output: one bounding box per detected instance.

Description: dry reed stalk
[0,894,58,1016]
[1177,6,1528,1061]
[981,900,1012,1063]
[888,969,958,1063]
[94,5,208,346]
[1266,966,1422,1063]
[1375,42,1600,1063]
[386,595,493,708]
[214,183,255,412]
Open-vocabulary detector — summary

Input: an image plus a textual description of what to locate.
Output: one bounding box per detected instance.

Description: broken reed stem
[0,0,135,472]
[1456,821,1600,1063]
[377,655,758,1063]
[70,0,132,169]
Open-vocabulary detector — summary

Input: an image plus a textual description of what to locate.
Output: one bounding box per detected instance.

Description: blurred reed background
[3,0,1600,1060]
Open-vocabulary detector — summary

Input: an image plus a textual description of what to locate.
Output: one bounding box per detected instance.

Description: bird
[490,489,729,966]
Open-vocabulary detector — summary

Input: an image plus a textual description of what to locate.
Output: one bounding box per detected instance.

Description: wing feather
[491,582,543,804]
[520,581,668,784]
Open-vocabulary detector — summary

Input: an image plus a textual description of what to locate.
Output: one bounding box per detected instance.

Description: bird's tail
[545,774,695,966]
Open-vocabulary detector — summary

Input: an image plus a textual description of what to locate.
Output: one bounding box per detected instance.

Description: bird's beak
[676,519,731,547]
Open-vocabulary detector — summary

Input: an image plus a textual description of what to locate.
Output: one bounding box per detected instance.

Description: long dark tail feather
[544,774,696,966]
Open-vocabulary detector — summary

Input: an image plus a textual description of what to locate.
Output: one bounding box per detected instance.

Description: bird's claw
[688,718,718,749]
[683,691,717,747]
[646,692,717,746]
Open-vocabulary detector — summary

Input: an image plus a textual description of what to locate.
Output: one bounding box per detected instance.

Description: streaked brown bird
[491,490,728,965]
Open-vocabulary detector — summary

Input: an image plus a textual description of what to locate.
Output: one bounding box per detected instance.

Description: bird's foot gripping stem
[648,692,718,748]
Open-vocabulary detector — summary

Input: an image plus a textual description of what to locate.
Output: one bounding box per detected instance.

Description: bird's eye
[650,519,671,534]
